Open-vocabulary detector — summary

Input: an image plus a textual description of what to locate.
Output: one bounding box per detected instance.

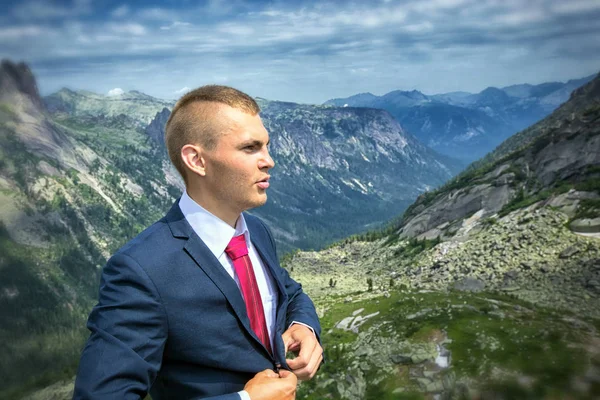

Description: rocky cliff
[0,60,181,399]
[398,73,600,240]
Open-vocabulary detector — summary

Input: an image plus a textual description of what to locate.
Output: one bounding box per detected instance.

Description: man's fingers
[287,341,300,354]
[278,369,297,382]
[257,369,279,378]
[297,352,322,380]
[306,353,324,379]
[286,340,314,369]
[286,355,306,370]
[290,344,323,380]
[282,333,293,353]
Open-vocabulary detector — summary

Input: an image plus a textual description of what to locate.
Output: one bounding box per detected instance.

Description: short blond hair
[165,85,260,184]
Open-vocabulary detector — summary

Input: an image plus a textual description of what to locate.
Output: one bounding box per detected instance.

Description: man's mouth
[256,176,270,189]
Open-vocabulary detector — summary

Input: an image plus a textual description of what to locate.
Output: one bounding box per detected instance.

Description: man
[73,85,323,399]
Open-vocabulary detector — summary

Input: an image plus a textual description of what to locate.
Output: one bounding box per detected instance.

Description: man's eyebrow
[240,139,269,147]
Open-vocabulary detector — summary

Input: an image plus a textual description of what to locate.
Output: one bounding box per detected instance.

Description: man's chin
[244,195,268,211]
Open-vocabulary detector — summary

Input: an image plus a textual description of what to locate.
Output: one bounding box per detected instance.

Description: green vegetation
[0,114,181,397]
[0,102,17,118]
[574,198,600,220]
[297,289,599,399]
[393,237,441,258]
[0,222,94,399]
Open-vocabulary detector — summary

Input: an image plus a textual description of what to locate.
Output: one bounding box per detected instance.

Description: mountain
[145,107,170,145]
[44,87,175,127]
[0,60,463,397]
[285,73,600,399]
[1,62,182,399]
[397,72,600,240]
[325,74,596,162]
[8,62,600,399]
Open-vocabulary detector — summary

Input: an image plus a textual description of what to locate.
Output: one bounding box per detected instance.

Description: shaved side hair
[165,85,261,184]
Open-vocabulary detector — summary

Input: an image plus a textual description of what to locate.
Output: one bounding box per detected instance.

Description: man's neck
[185,188,239,228]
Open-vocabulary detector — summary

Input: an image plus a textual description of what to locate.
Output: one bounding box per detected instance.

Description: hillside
[44,88,174,127]
[12,68,600,400]
[284,73,600,399]
[0,61,182,398]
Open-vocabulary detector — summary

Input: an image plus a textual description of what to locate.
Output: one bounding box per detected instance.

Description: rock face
[0,60,43,109]
[397,73,600,240]
[0,60,79,166]
[325,74,596,162]
[145,107,170,146]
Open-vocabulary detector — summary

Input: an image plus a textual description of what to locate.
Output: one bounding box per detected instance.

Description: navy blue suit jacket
[73,201,321,399]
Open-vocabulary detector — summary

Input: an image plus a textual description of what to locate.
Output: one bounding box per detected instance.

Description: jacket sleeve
[73,252,168,399]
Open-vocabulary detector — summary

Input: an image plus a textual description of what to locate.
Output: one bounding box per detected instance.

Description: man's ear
[181,144,207,177]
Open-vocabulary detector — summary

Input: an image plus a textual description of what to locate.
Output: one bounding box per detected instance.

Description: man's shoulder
[115,218,173,256]
[112,214,178,266]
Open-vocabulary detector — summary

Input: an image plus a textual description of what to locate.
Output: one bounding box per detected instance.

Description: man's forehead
[201,110,267,149]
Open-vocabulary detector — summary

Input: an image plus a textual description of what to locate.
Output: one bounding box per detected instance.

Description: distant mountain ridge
[44,87,175,127]
[325,74,596,162]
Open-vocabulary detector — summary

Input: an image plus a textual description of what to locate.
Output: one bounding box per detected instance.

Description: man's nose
[260,148,275,169]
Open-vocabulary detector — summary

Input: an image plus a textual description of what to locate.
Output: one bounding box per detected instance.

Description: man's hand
[282,324,323,380]
[244,369,297,400]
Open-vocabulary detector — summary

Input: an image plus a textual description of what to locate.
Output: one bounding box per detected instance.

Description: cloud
[174,86,190,94]
[107,88,124,96]
[551,0,600,15]
[106,23,146,36]
[137,7,180,21]
[112,5,129,18]
[218,24,254,36]
[2,0,599,104]
[160,21,192,31]
[0,26,45,40]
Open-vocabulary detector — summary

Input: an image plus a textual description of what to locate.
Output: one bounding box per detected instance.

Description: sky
[0,0,599,104]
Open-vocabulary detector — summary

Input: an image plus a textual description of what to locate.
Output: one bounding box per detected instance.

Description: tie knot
[225,235,249,260]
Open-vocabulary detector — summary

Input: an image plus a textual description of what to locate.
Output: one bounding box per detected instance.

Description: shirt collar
[178,191,250,259]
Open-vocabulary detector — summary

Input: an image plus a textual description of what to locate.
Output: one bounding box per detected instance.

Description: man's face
[201,105,274,217]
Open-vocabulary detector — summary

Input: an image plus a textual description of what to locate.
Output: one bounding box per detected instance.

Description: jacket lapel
[251,236,286,302]
[246,216,289,365]
[245,215,288,328]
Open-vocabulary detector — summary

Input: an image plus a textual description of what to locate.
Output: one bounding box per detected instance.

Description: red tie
[225,235,272,355]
